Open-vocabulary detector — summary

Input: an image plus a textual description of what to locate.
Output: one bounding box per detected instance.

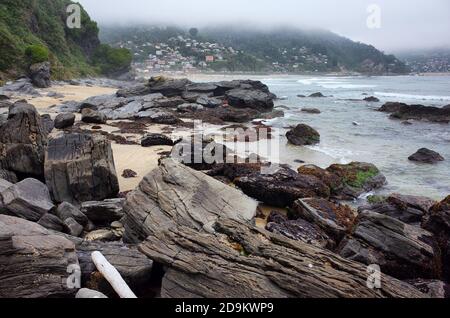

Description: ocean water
[191,74,450,200]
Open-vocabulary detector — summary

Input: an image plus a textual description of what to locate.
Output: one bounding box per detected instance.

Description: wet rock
[56,202,89,227]
[1,178,54,222]
[406,279,450,298]
[80,198,125,226]
[309,92,325,98]
[40,114,54,135]
[141,133,175,147]
[76,288,108,299]
[44,133,119,205]
[364,96,380,102]
[123,158,257,243]
[225,88,275,111]
[291,198,355,241]
[297,165,343,196]
[261,109,284,119]
[28,62,51,88]
[266,211,334,249]
[286,124,320,146]
[63,217,84,237]
[0,215,79,298]
[408,148,444,164]
[297,94,306,98]
[54,112,76,129]
[0,101,47,179]
[234,167,330,208]
[37,213,65,232]
[338,211,439,280]
[301,108,321,114]
[215,107,259,123]
[81,108,107,124]
[379,102,450,123]
[122,169,137,178]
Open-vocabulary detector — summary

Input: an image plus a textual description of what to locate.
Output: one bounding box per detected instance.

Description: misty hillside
[100,25,409,74]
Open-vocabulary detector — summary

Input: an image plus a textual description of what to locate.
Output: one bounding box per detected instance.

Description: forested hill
[101,25,409,74]
[0,0,132,83]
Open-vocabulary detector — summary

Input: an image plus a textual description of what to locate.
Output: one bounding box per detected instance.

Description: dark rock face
[0,169,17,183]
[80,199,125,226]
[379,102,450,123]
[309,92,325,98]
[0,102,47,179]
[54,113,75,129]
[364,96,380,102]
[29,62,51,88]
[225,88,275,111]
[141,133,175,147]
[63,217,84,237]
[358,193,436,224]
[286,124,320,146]
[234,168,330,208]
[408,148,444,164]
[44,133,119,205]
[406,279,450,298]
[266,211,334,249]
[422,196,450,281]
[122,169,137,178]
[40,114,54,135]
[338,211,439,280]
[56,202,89,227]
[147,77,192,97]
[81,108,107,124]
[301,108,321,114]
[123,159,257,243]
[37,213,65,232]
[1,178,54,222]
[291,198,355,241]
[172,139,229,171]
[0,215,79,298]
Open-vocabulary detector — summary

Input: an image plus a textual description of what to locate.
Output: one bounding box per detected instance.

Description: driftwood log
[44,132,119,205]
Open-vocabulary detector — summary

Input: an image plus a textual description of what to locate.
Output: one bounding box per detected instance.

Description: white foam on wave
[321,84,377,89]
[306,145,356,164]
[375,92,450,101]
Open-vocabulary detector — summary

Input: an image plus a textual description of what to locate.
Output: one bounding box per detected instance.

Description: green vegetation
[92,44,132,75]
[345,167,379,189]
[24,44,49,64]
[367,195,386,204]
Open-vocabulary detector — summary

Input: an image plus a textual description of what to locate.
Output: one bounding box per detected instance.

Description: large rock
[56,201,89,227]
[44,133,119,205]
[422,196,450,281]
[0,215,79,298]
[408,148,445,164]
[40,114,54,135]
[81,108,107,124]
[234,168,330,208]
[29,62,51,88]
[80,198,125,226]
[286,124,320,146]
[37,213,65,232]
[116,84,152,98]
[0,101,47,179]
[0,169,17,183]
[54,113,75,129]
[1,178,54,222]
[123,158,257,243]
[141,133,176,147]
[225,88,275,111]
[139,217,424,298]
[147,77,192,97]
[338,211,440,280]
[379,102,450,123]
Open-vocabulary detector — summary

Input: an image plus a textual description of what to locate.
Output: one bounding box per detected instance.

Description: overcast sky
[76,0,450,53]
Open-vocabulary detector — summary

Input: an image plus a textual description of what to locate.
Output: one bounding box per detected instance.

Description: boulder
[0,78,41,96]
[122,169,137,178]
[80,198,125,226]
[139,218,424,298]
[297,165,343,196]
[301,108,321,114]
[172,139,230,171]
[44,133,119,205]
[81,108,107,124]
[266,211,334,249]
[309,92,325,98]
[286,124,320,146]
[40,114,54,135]
[0,215,79,298]
[379,102,450,123]
[422,196,450,281]
[141,133,176,147]
[37,213,65,232]
[234,168,330,208]
[0,101,47,179]
[338,211,439,280]
[63,217,84,237]
[54,113,76,129]
[225,88,275,111]
[56,202,89,227]
[364,96,380,102]
[123,158,257,243]
[29,62,51,88]
[408,148,444,164]
[149,111,180,124]
[76,288,108,299]
[291,198,355,241]
[1,178,54,222]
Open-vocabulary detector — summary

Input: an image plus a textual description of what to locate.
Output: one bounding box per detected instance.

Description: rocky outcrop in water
[286,124,320,146]
[379,102,450,123]
[408,148,445,164]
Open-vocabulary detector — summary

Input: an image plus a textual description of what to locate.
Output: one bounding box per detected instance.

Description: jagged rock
[172,139,230,171]
[309,92,325,98]
[225,88,275,111]
[286,124,320,146]
[297,165,343,195]
[0,101,47,179]
[81,108,107,124]
[122,169,137,178]
[40,114,54,135]
[123,158,257,243]
[141,133,175,147]
[0,215,79,298]
[422,196,450,281]
[56,202,89,227]
[301,108,321,114]
[63,217,84,237]
[54,113,76,129]
[408,148,445,164]
[0,169,17,183]
[266,211,334,249]
[291,198,355,241]
[37,213,65,232]
[29,62,51,88]
[147,77,192,97]
[338,211,439,280]
[44,133,119,205]
[139,217,424,298]
[364,96,380,102]
[234,167,330,208]
[379,102,450,123]
[358,193,436,224]
[76,288,108,299]
[80,199,125,226]
[406,279,450,298]
[1,178,54,222]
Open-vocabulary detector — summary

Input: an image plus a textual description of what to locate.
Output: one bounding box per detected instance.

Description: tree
[189,28,199,37]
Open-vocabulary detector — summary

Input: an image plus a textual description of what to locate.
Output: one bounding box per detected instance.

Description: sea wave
[375,92,450,101]
[306,145,356,163]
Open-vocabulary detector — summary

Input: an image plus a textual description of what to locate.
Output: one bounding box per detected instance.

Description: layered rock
[80,198,125,226]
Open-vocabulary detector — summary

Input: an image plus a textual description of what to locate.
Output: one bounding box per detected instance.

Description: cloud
[75,0,450,52]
